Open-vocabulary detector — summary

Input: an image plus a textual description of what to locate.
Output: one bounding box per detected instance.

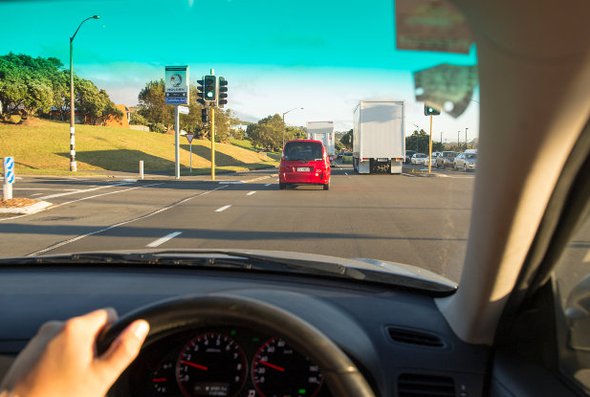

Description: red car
[279,139,331,190]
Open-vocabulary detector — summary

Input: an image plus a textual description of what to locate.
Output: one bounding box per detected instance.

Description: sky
[0,0,479,141]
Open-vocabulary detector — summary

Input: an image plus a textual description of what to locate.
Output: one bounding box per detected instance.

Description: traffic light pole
[210,106,216,181]
[428,115,433,174]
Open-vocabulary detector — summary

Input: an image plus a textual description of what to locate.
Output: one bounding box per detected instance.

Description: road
[0,165,475,282]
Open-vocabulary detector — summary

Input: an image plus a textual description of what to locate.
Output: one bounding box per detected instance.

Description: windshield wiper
[0,250,456,294]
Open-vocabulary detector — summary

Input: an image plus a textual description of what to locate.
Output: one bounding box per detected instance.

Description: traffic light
[201,108,208,123]
[196,78,206,105]
[204,75,216,103]
[218,77,228,107]
[424,105,441,116]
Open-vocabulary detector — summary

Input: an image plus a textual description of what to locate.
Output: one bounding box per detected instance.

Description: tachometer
[150,359,179,396]
[176,332,247,397]
[252,337,323,397]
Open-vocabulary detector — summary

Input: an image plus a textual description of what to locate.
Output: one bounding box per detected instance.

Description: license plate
[296,167,311,172]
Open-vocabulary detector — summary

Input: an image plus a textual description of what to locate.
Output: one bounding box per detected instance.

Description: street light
[69,14,100,172]
[282,107,304,148]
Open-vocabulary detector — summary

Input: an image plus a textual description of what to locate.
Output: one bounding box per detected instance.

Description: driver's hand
[1,308,149,397]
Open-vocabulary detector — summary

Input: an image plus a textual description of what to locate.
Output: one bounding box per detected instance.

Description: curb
[0,201,53,215]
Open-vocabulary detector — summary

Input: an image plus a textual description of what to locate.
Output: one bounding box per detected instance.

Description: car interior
[0,0,589,396]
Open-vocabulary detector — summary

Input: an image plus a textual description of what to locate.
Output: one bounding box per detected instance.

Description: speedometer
[176,332,247,397]
[252,337,324,397]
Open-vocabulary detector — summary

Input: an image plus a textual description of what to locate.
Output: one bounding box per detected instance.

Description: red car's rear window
[284,142,323,161]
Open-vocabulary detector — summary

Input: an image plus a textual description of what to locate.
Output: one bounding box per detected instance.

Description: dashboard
[0,266,490,397]
[133,327,329,397]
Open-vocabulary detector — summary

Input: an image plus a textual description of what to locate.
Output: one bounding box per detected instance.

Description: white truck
[352,100,405,174]
[306,121,335,159]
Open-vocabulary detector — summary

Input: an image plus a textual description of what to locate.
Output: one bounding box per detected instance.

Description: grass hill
[0,119,277,176]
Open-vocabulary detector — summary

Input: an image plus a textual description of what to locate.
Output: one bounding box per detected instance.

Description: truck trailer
[352,100,405,174]
[306,121,335,159]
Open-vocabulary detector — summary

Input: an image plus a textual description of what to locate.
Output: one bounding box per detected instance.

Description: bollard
[139,160,144,180]
[3,157,15,201]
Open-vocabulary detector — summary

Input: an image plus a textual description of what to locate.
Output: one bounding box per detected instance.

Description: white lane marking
[246,191,256,196]
[0,183,163,222]
[38,182,132,200]
[27,185,228,256]
[264,183,272,187]
[402,173,417,177]
[240,175,271,183]
[9,188,80,191]
[215,205,231,212]
[146,231,182,248]
[30,193,44,197]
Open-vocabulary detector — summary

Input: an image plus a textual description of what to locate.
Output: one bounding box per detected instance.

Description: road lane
[30,168,474,281]
[0,179,225,257]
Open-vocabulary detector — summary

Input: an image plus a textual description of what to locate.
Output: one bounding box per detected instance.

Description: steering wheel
[96,295,376,397]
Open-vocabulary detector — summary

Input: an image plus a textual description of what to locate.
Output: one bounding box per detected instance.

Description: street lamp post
[465,127,469,149]
[69,15,100,172]
[282,107,304,149]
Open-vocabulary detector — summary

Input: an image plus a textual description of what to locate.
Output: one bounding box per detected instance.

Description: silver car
[435,151,458,168]
[454,152,477,171]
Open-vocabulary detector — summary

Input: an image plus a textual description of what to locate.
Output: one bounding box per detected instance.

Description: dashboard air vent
[397,373,455,397]
[387,327,445,347]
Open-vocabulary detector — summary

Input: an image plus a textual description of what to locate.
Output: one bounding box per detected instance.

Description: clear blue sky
[0,0,478,139]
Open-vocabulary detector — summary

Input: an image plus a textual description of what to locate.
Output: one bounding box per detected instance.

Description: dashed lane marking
[146,231,183,248]
[215,205,232,212]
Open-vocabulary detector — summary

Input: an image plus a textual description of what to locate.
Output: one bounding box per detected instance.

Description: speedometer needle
[180,360,209,371]
[259,360,285,372]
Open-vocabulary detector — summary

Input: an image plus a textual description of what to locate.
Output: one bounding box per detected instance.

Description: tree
[130,112,148,125]
[247,114,285,151]
[137,79,174,132]
[339,129,353,149]
[405,130,445,153]
[0,53,120,123]
[405,129,429,153]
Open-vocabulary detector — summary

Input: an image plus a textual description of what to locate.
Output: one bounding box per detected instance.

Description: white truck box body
[306,121,335,156]
[353,100,405,174]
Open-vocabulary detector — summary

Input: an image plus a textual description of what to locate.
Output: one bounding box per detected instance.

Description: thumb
[95,320,149,383]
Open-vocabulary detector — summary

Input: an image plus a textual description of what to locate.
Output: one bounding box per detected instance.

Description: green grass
[0,119,278,175]
[229,138,255,151]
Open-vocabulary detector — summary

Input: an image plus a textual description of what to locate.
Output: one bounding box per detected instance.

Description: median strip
[146,231,182,248]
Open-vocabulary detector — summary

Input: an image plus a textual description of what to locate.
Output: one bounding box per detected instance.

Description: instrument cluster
[133,327,331,397]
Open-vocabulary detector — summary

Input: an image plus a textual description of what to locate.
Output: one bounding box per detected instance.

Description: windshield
[0,0,479,285]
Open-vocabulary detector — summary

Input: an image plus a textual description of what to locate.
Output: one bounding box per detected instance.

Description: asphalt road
[0,165,475,282]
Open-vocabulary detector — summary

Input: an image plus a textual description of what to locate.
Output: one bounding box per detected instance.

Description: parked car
[410,153,427,165]
[425,152,441,166]
[405,150,416,163]
[279,139,331,190]
[436,151,459,168]
[454,152,478,171]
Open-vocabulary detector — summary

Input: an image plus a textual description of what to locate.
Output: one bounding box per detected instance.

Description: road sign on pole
[3,156,15,200]
[178,105,190,115]
[185,134,194,173]
[174,106,180,179]
[165,66,190,105]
